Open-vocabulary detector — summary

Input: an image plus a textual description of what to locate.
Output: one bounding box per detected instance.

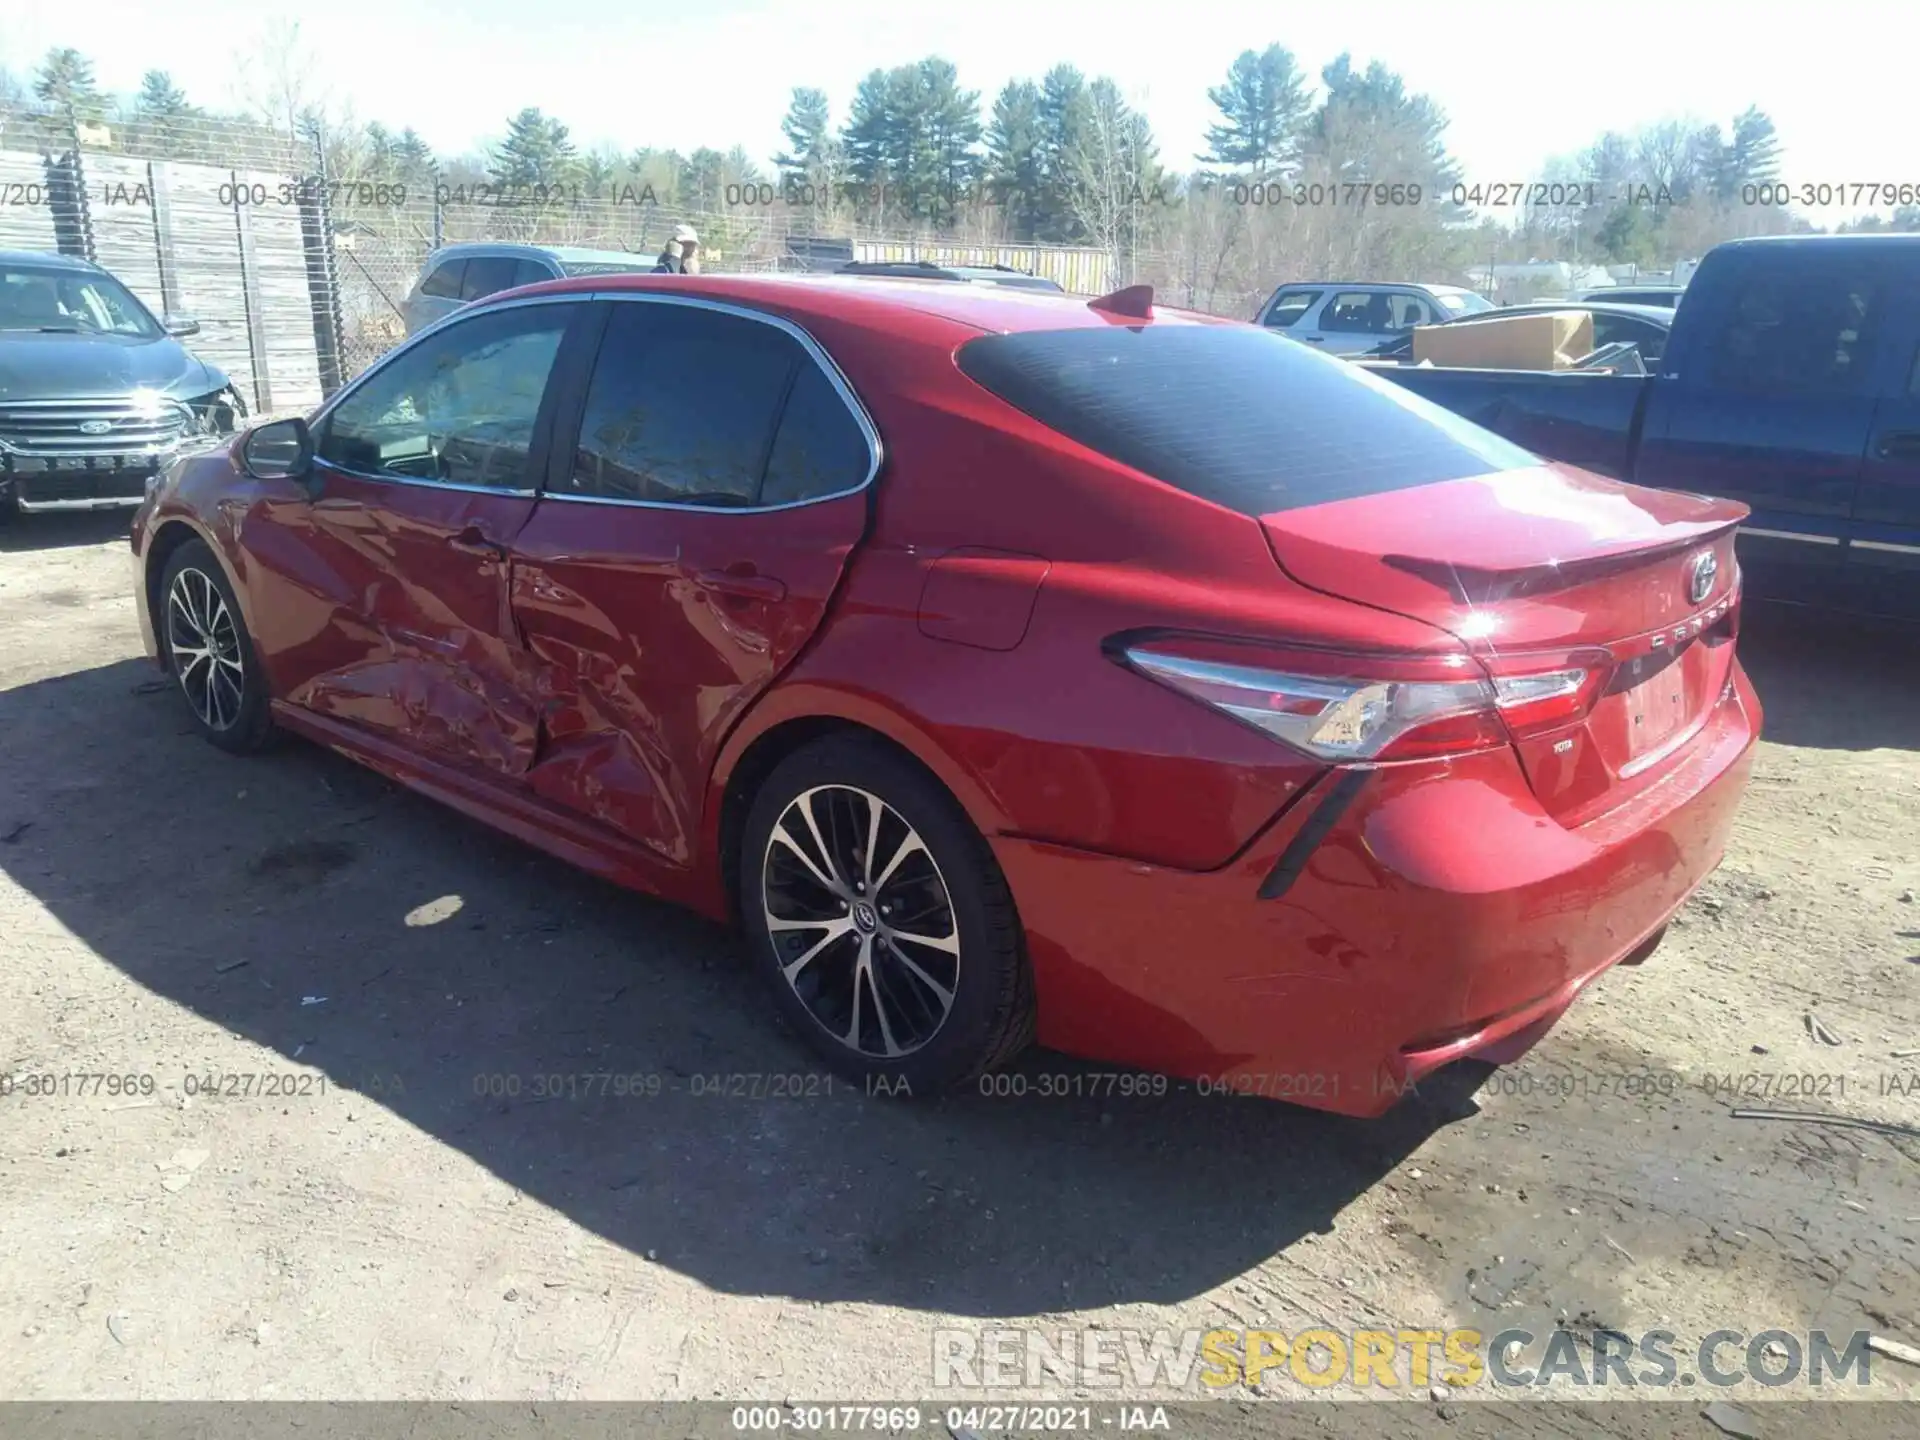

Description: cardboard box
[1410,310,1596,370]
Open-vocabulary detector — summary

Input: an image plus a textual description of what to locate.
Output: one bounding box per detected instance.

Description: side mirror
[162,314,201,338]
[241,417,316,491]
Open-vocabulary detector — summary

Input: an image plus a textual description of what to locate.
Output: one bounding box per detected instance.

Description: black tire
[158,539,275,754]
[740,734,1034,1095]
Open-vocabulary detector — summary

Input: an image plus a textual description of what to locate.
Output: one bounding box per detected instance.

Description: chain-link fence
[0,105,1122,406]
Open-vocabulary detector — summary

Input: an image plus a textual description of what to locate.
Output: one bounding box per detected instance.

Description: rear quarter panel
[728,317,1475,871]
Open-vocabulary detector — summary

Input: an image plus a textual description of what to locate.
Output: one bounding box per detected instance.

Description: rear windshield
[954,324,1537,515]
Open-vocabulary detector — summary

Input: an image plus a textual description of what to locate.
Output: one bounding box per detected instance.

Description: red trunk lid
[1261,464,1748,823]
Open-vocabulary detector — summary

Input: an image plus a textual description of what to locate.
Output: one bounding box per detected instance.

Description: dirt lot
[1,513,1916,1423]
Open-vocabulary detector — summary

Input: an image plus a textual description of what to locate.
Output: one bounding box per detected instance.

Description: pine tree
[986,80,1047,242]
[1201,45,1309,173]
[914,58,982,227]
[1306,54,1461,196]
[1724,107,1781,190]
[1036,65,1094,241]
[33,47,105,122]
[775,88,833,182]
[489,108,578,188]
[393,128,434,180]
[136,70,191,119]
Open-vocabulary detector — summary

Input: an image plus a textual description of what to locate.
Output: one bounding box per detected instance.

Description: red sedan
[129,274,1759,1116]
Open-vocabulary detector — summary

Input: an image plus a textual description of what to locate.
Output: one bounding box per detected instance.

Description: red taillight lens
[1120,638,1610,763]
[1484,650,1614,739]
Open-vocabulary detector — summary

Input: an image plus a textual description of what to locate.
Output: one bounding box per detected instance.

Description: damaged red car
[130,274,1760,1115]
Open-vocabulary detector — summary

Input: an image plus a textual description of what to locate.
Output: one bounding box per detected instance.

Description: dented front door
[236,299,585,777]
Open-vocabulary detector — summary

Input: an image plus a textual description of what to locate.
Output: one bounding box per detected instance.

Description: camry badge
[1687,550,1718,606]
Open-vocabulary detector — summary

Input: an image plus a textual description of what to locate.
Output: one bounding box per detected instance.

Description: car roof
[1458,301,1673,322]
[1272,281,1469,294]
[486,272,1230,342]
[0,250,101,272]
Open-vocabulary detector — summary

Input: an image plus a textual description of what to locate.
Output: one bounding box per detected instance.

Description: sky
[0,0,1903,220]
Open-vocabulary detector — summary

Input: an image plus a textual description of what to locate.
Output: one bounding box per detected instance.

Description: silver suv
[402,243,657,335]
[1254,282,1494,356]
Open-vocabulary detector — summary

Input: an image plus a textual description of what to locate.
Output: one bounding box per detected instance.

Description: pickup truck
[1370,235,1920,619]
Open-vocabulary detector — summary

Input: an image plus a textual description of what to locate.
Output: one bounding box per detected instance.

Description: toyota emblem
[78,420,114,435]
[1686,550,1718,606]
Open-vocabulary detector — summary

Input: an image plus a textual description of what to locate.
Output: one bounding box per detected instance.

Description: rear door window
[956,324,1537,516]
[1321,291,1395,334]
[419,260,466,299]
[512,259,557,288]
[563,303,801,506]
[1708,269,1882,395]
[461,256,522,301]
[1261,288,1322,328]
[1387,293,1435,330]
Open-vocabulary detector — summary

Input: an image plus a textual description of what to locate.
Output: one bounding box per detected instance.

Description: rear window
[955,324,1538,515]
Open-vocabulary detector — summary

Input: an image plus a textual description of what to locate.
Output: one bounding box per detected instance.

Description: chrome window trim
[534,290,884,515]
[1737,526,1841,546]
[308,294,592,496]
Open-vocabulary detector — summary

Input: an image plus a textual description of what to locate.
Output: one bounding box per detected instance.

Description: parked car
[132,275,1759,1115]
[401,243,658,334]
[0,251,243,519]
[1373,235,1920,619]
[1254,281,1495,355]
[835,260,1066,292]
[1363,300,1674,366]
[1574,285,1687,309]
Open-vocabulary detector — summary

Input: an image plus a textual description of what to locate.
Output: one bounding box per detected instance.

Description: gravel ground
[0,513,1915,1428]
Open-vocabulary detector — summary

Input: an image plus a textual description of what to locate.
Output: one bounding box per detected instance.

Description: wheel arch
[707,685,1014,928]
[144,517,229,667]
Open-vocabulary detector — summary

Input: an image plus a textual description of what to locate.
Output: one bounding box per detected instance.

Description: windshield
[0,264,161,337]
[1438,291,1495,315]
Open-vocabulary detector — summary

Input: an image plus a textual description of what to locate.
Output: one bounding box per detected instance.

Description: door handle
[1303,334,1326,343]
[695,567,787,602]
[1876,431,1920,460]
[449,525,508,559]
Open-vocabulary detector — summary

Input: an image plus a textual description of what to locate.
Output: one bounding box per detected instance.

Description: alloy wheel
[166,566,246,732]
[761,784,962,1058]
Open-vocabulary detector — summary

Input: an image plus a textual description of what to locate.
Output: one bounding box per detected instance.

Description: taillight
[1119,638,1611,763]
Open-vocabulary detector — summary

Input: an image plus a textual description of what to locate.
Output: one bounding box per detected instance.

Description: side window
[1592,316,1665,361]
[762,363,872,505]
[1262,288,1322,328]
[419,260,466,299]
[1708,270,1881,395]
[1322,291,1395,334]
[1387,294,1434,330]
[460,256,521,301]
[564,303,803,506]
[318,304,568,489]
[512,259,556,288]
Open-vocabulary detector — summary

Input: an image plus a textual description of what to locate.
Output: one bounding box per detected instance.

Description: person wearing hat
[653,224,701,274]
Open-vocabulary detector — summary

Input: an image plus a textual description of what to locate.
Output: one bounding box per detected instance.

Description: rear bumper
[994,660,1762,1117]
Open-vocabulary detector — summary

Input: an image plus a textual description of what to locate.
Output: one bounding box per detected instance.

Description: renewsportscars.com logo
[931,1327,1878,1392]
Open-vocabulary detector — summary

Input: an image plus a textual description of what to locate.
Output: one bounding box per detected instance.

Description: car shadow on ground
[1738,600,1920,752]
[0,510,131,554]
[0,657,1483,1318]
